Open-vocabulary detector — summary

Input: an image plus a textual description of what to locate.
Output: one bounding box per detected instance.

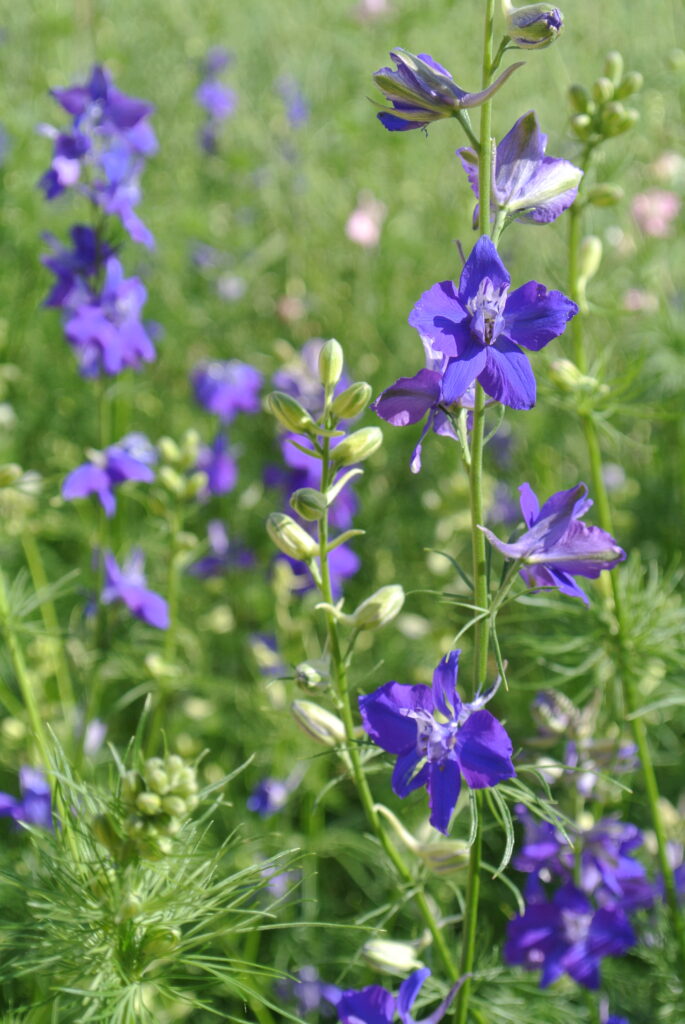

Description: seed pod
[330,427,382,467]
[318,338,344,390]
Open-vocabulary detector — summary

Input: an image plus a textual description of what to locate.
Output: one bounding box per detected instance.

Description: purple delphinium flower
[372,369,461,473]
[42,225,114,308]
[479,482,626,604]
[63,256,156,376]
[196,48,236,153]
[188,520,255,578]
[408,236,577,410]
[373,49,523,132]
[458,111,582,226]
[62,432,156,516]
[504,883,635,988]
[0,767,52,829]
[278,76,310,128]
[275,966,338,1018]
[325,968,464,1024]
[196,433,238,496]
[248,767,304,817]
[101,549,169,629]
[358,650,515,834]
[192,360,263,422]
[196,81,236,121]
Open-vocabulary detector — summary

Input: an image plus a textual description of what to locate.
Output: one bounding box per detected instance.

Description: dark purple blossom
[101,549,168,629]
[479,482,626,603]
[408,236,577,410]
[358,650,514,834]
[196,49,236,152]
[373,49,522,132]
[458,111,582,226]
[192,360,263,422]
[504,883,635,988]
[62,433,156,516]
[42,225,114,308]
[325,968,464,1024]
[0,767,52,830]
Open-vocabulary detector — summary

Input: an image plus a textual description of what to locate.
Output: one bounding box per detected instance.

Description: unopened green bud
[549,359,585,393]
[158,465,185,496]
[0,463,23,487]
[158,436,181,464]
[142,925,181,959]
[503,2,563,49]
[615,71,643,99]
[121,771,142,803]
[603,51,624,86]
[165,755,185,780]
[568,83,590,114]
[362,938,424,973]
[416,839,471,876]
[601,102,639,136]
[330,381,373,421]
[592,76,614,104]
[146,769,170,795]
[289,487,328,521]
[668,48,685,72]
[175,767,199,797]
[349,585,405,630]
[267,513,319,560]
[179,428,201,468]
[265,391,316,434]
[585,183,624,207]
[330,427,382,467]
[578,235,603,283]
[291,700,346,747]
[161,795,187,817]
[118,892,143,920]
[92,813,122,856]
[185,471,209,499]
[295,659,330,690]
[570,113,592,138]
[136,791,162,816]
[318,338,344,390]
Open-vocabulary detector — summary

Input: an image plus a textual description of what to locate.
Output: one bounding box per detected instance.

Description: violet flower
[42,225,113,308]
[278,76,310,128]
[0,767,52,830]
[458,111,583,226]
[62,432,156,516]
[188,520,255,578]
[325,968,464,1024]
[247,767,304,817]
[196,48,236,152]
[373,49,523,132]
[408,236,577,410]
[196,433,238,496]
[101,549,169,629]
[479,482,626,603]
[192,360,263,422]
[504,883,635,988]
[359,650,514,834]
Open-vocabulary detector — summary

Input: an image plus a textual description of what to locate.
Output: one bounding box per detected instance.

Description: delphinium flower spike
[358,650,515,834]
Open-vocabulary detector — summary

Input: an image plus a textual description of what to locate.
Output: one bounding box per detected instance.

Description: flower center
[561,908,592,946]
[414,712,460,762]
[466,277,507,346]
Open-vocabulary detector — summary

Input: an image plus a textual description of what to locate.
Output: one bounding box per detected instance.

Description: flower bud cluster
[157,429,209,500]
[569,51,642,144]
[121,755,199,857]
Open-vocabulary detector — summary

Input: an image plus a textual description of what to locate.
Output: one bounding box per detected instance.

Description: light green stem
[568,182,685,973]
[146,509,182,755]
[318,428,457,982]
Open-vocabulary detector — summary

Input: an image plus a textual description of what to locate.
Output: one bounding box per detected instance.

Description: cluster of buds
[156,429,208,501]
[0,463,42,536]
[120,755,199,857]
[569,51,643,144]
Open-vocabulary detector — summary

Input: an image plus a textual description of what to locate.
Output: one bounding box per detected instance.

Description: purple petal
[408,281,469,358]
[131,587,169,629]
[536,482,590,522]
[533,520,626,576]
[458,236,510,306]
[455,710,515,788]
[62,464,116,517]
[373,369,442,426]
[359,682,432,754]
[336,987,396,1024]
[397,968,431,1024]
[427,755,461,834]
[392,748,429,798]
[479,339,536,409]
[431,650,461,718]
[518,482,540,527]
[442,342,488,404]
[503,282,578,351]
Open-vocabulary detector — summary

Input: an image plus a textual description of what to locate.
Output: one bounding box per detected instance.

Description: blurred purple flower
[192,360,262,422]
[278,76,309,128]
[408,236,577,410]
[276,965,338,1018]
[0,767,52,829]
[196,80,237,120]
[325,968,464,1024]
[479,482,626,603]
[196,433,238,496]
[359,650,515,834]
[504,883,635,988]
[62,432,156,516]
[202,47,233,76]
[101,549,169,629]
[373,49,522,132]
[248,767,304,817]
[42,225,114,308]
[188,520,255,578]
[276,543,360,600]
[458,111,582,225]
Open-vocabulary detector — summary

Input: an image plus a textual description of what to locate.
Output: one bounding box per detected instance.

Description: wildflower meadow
[1,0,685,1021]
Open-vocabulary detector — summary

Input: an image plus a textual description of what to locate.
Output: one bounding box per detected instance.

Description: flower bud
[416,839,471,876]
[0,463,23,487]
[504,2,563,49]
[330,381,373,421]
[592,76,614,104]
[146,768,170,795]
[118,892,143,920]
[185,471,209,499]
[603,50,624,86]
[295,659,330,690]
[265,391,316,434]
[318,338,344,390]
[578,235,603,284]
[601,101,639,137]
[158,465,185,496]
[161,795,187,817]
[567,84,590,114]
[570,113,592,138]
[348,585,405,630]
[179,428,201,469]
[614,71,643,99]
[266,513,319,560]
[585,183,624,207]
[291,700,346,747]
[136,791,162,816]
[289,487,328,522]
[362,938,424,973]
[157,436,181,464]
[330,427,382,467]
[142,925,181,959]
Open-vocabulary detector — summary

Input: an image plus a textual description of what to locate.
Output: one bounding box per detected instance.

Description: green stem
[568,178,685,974]
[318,430,457,982]
[146,509,182,755]
[0,570,50,766]
[456,4,496,1018]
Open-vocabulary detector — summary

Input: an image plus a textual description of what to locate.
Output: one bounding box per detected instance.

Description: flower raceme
[479,482,626,603]
[373,48,523,132]
[358,650,515,835]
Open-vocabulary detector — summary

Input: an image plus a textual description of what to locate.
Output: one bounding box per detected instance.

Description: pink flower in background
[649,151,685,184]
[345,193,386,248]
[631,188,680,237]
[354,0,392,21]
[622,288,658,314]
